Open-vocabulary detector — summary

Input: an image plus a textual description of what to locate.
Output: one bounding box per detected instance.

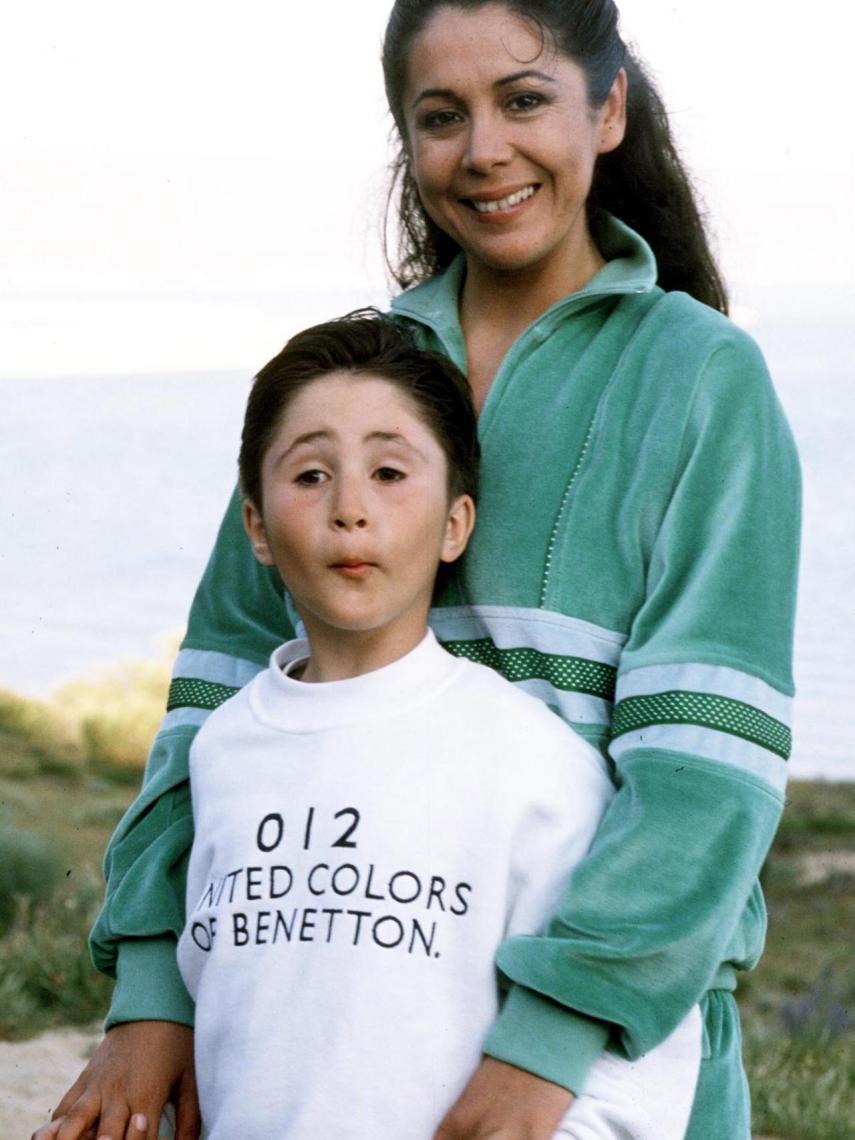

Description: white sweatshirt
[177,631,699,1139]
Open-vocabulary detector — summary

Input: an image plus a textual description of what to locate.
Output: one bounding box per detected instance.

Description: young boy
[174,311,701,1138]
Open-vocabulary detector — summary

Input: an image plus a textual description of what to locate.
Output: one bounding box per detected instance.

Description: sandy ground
[0,1024,101,1137]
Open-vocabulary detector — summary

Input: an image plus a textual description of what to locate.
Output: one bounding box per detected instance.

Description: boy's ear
[440,494,476,565]
[243,498,275,566]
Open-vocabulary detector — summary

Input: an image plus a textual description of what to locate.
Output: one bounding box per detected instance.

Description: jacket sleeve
[483,331,801,1093]
[89,487,295,1027]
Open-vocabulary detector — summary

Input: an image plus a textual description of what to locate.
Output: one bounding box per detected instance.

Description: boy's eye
[374,466,405,483]
[294,469,328,486]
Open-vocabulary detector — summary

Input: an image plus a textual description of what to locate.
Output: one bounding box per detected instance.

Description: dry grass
[0,636,176,787]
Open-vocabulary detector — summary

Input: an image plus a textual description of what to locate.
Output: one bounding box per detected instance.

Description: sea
[2,289,853,781]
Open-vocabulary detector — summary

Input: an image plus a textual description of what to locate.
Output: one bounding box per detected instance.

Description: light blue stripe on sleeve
[161,706,215,733]
[609,723,789,792]
[616,662,793,724]
[171,648,265,688]
[430,604,625,663]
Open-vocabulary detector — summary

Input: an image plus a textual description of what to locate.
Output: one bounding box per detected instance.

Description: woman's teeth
[471,185,536,213]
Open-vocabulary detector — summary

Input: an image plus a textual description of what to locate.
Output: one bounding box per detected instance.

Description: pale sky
[2,0,853,378]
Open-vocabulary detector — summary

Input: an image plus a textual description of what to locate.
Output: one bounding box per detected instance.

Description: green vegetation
[0,852,114,1039]
[0,825,61,936]
[55,649,176,782]
[740,781,855,1140]
[0,651,168,1036]
[0,663,852,1136]
[0,641,173,787]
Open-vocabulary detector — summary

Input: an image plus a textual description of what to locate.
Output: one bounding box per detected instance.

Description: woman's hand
[433,1057,574,1139]
[30,1020,200,1140]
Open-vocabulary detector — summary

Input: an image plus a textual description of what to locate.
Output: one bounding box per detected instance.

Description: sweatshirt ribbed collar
[249,629,463,733]
[389,214,657,370]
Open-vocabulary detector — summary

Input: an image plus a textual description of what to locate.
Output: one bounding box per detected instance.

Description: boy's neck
[297,622,429,684]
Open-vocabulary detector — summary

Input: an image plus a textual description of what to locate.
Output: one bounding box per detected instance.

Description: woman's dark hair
[382,0,728,313]
[239,308,480,509]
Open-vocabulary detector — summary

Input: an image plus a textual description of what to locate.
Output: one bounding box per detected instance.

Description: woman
[40,3,800,1139]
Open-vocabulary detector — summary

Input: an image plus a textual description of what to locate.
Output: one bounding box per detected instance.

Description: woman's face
[402,3,625,283]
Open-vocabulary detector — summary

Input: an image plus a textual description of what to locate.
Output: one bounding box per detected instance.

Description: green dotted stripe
[167,677,241,713]
[441,638,617,700]
[612,690,791,759]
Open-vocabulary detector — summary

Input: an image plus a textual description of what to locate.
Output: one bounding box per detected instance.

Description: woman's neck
[461,229,605,333]
[459,236,605,412]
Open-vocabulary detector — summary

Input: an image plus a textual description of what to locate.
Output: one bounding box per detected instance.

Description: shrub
[0,870,112,1039]
[0,824,62,936]
[54,643,174,780]
[0,691,81,778]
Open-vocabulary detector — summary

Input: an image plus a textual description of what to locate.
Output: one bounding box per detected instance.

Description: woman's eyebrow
[495,69,555,88]
[411,86,457,110]
[411,69,555,110]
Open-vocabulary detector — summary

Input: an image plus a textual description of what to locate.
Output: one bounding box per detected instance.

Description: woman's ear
[243,498,275,566]
[597,67,627,154]
[440,494,476,564]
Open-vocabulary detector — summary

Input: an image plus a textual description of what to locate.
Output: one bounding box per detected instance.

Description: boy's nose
[333,513,367,530]
[331,484,368,530]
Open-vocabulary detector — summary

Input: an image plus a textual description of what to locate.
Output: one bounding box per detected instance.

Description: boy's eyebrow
[367,430,417,449]
[366,430,429,462]
[277,430,331,462]
[411,69,555,109]
[274,429,426,463]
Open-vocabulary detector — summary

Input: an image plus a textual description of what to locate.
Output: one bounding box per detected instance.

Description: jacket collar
[389,215,657,360]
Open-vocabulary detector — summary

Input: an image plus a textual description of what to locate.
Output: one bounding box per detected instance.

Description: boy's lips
[330,557,376,578]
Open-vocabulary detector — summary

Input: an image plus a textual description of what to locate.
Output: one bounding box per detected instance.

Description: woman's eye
[294,469,328,486]
[507,91,547,113]
[375,466,405,483]
[419,108,463,131]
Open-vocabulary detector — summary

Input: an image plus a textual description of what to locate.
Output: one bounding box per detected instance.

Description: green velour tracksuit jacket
[90,217,800,1139]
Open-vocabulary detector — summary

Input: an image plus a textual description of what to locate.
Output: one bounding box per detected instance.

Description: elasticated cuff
[105,936,195,1029]
[482,984,610,1095]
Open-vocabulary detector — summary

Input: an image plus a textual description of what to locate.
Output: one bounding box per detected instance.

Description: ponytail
[589,53,728,312]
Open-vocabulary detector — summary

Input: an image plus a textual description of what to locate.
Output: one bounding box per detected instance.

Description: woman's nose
[464,112,513,173]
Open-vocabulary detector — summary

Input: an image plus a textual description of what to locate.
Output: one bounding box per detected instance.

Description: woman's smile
[465,183,538,214]
[464,183,540,219]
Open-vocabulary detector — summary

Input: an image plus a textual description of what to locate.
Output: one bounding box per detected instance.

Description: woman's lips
[463,184,540,220]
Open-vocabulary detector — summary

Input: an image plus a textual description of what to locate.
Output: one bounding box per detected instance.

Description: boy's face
[243,370,474,665]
